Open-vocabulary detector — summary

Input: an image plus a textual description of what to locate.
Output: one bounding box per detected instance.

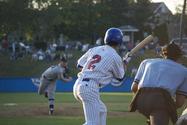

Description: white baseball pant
[73,78,107,125]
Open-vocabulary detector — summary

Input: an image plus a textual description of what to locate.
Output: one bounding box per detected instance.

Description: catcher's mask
[60,56,67,62]
[161,42,182,61]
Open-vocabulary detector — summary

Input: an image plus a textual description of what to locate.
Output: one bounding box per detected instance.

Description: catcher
[130,42,187,125]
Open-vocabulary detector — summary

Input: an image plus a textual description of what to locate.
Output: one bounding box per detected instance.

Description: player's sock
[49,104,54,109]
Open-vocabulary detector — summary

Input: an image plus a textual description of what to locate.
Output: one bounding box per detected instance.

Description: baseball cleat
[49,109,54,115]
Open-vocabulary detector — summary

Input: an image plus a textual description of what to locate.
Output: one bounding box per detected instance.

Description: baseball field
[0,92,149,125]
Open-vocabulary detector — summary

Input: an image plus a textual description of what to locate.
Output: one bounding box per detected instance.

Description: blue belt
[82,78,102,87]
[82,78,90,82]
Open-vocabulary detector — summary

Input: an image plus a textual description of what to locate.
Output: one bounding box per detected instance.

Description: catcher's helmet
[162,42,182,60]
[60,56,67,62]
[104,28,123,45]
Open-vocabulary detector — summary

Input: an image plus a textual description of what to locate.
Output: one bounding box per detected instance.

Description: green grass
[0,92,147,125]
[0,117,84,125]
[0,92,183,125]
[0,116,146,125]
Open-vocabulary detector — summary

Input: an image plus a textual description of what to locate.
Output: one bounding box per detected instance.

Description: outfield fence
[0,77,134,92]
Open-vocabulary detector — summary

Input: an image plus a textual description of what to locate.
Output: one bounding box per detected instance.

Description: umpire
[130,42,187,125]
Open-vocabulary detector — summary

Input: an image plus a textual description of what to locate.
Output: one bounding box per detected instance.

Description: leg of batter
[99,100,107,125]
[75,81,107,125]
[79,84,100,125]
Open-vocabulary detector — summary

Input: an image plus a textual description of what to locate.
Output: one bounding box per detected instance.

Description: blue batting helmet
[104,28,123,45]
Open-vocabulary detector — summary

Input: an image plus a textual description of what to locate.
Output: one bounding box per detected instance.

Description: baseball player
[130,42,187,125]
[73,28,128,125]
[38,57,72,115]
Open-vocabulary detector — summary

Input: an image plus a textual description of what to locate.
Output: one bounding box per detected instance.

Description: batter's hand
[123,52,132,65]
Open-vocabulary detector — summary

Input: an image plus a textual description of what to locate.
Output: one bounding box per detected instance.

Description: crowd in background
[0,34,163,79]
[0,34,89,61]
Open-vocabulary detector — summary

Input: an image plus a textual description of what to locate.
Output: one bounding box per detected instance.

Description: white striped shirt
[77,45,125,86]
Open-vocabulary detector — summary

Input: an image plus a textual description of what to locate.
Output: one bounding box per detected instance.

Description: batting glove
[123,52,132,65]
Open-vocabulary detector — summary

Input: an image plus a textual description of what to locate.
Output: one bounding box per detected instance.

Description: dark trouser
[149,110,169,125]
[130,87,177,125]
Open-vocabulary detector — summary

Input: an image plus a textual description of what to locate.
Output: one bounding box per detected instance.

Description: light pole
[179,0,187,46]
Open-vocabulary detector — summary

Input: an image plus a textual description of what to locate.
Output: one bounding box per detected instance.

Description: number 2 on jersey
[88,54,101,70]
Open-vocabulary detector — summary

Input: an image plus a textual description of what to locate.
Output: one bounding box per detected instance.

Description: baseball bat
[128,35,154,55]
[128,23,169,55]
[113,35,154,87]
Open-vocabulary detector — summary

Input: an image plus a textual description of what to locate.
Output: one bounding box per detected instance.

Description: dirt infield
[0,105,81,117]
[0,104,135,117]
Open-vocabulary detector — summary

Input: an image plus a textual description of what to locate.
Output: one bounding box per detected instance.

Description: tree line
[0,0,168,44]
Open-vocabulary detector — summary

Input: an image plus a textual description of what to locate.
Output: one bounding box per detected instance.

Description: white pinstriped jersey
[134,58,187,96]
[77,45,125,86]
[42,64,65,80]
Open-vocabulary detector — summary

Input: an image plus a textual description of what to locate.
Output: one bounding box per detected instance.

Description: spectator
[2,34,9,52]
